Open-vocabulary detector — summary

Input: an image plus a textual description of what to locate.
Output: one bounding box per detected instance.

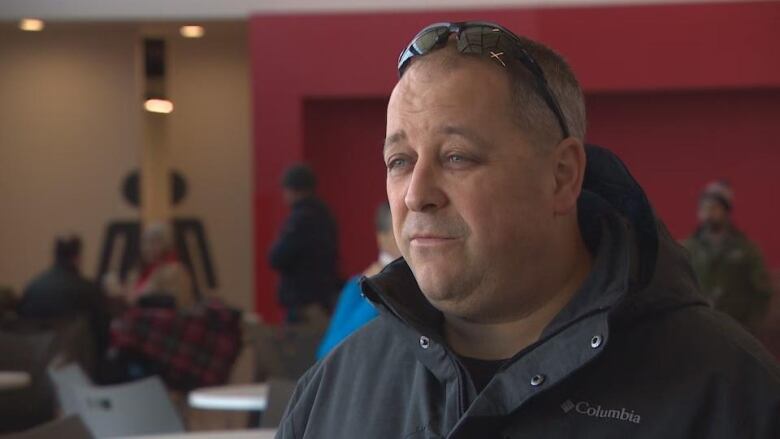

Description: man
[277,22,779,438]
[684,180,773,334]
[269,164,340,323]
[316,202,401,359]
[19,236,102,319]
[18,236,108,353]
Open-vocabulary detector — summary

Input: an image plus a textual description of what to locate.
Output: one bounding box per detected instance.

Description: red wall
[250,2,780,322]
[303,99,389,277]
[587,89,780,263]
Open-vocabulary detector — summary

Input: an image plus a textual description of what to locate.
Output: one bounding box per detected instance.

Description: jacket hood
[579,145,706,324]
[362,144,706,337]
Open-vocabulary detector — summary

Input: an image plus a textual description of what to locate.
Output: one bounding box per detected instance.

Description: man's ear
[551,138,586,215]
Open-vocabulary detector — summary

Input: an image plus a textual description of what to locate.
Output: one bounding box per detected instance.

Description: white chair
[71,376,184,438]
[48,363,93,416]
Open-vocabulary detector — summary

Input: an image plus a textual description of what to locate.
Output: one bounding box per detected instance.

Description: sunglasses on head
[397,21,570,140]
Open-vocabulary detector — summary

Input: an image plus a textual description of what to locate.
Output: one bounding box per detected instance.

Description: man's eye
[387,158,407,170]
[446,154,472,166]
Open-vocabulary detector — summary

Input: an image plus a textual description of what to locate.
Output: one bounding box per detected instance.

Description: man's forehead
[383,125,490,152]
[389,52,512,115]
[393,73,507,113]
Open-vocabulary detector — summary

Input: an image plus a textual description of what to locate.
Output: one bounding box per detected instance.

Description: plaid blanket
[110,300,242,390]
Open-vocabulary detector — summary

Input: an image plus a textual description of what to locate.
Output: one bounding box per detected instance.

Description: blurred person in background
[684,180,773,334]
[269,164,340,324]
[317,202,401,359]
[104,221,194,309]
[18,235,108,354]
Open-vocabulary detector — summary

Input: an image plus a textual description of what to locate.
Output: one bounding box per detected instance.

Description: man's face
[385,55,558,322]
[698,197,729,232]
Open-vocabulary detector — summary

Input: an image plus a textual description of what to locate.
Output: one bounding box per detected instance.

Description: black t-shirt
[458,355,508,394]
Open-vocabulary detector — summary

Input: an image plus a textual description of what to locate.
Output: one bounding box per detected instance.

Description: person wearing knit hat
[684,180,772,334]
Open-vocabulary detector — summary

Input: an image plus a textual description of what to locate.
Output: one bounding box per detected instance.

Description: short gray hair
[507,36,586,148]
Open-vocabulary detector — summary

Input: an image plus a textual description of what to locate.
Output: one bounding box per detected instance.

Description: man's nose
[404,158,447,213]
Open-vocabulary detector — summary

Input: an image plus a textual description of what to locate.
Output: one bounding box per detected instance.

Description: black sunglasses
[397,21,570,140]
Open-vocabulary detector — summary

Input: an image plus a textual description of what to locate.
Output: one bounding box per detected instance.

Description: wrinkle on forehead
[389,54,513,130]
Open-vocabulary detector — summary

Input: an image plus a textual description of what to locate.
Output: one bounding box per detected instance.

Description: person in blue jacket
[317,202,400,359]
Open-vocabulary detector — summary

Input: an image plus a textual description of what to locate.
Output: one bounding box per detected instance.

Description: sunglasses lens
[409,26,449,55]
[458,25,508,56]
[399,25,450,74]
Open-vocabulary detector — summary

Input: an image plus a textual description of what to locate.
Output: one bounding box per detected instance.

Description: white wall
[0,24,142,292]
[166,25,254,310]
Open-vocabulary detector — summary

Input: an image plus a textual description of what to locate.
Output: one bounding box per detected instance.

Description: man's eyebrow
[383,131,407,151]
[440,125,490,149]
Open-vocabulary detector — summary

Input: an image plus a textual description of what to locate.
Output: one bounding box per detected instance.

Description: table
[0,371,31,390]
[188,383,269,411]
[112,429,276,439]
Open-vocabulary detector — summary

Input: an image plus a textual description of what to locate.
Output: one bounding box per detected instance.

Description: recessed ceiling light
[19,18,45,32]
[144,98,174,114]
[180,25,205,38]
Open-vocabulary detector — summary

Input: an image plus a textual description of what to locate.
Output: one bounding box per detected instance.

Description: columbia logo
[561,399,641,424]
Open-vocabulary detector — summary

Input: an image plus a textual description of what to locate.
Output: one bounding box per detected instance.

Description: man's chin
[422,292,494,323]
[408,258,474,299]
[415,275,458,301]
[415,277,474,312]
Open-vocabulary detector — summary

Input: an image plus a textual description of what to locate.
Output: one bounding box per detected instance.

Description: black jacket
[18,265,103,320]
[18,264,109,354]
[277,146,780,438]
[269,196,340,309]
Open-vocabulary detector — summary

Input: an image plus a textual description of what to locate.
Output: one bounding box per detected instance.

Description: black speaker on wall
[143,38,173,114]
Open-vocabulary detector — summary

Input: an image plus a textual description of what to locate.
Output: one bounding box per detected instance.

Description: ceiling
[0,0,743,21]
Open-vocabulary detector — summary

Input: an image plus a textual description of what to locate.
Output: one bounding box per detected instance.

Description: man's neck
[443,228,593,360]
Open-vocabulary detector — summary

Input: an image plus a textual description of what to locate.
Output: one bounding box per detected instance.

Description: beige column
[141,112,171,225]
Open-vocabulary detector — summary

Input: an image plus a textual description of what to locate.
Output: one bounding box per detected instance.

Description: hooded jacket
[277,146,780,438]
